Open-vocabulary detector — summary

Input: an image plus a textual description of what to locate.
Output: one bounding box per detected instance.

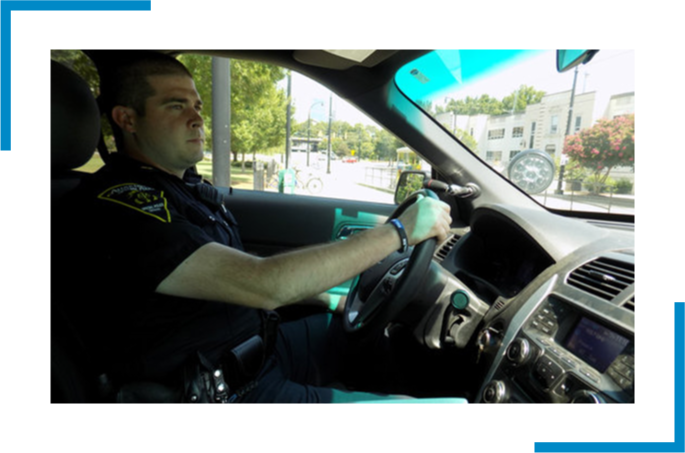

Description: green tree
[374,129,401,162]
[445,95,504,115]
[228,60,287,165]
[563,114,635,193]
[455,128,478,151]
[502,85,546,113]
[439,86,545,116]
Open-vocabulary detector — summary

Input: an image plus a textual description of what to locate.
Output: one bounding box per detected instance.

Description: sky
[285,70,379,127]
[285,50,634,127]
[407,49,634,123]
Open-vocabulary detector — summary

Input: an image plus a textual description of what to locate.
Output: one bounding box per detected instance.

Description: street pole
[327,92,332,174]
[555,65,578,195]
[211,57,231,188]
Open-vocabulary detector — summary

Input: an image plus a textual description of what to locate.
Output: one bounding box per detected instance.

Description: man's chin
[190,152,204,166]
[187,143,205,159]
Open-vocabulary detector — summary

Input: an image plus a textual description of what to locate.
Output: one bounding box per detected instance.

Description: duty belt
[114,312,280,403]
[222,311,280,398]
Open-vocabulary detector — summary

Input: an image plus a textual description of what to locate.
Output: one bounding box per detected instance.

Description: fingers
[424,198,450,241]
[433,207,452,243]
[437,208,452,243]
[424,198,452,242]
[399,196,452,245]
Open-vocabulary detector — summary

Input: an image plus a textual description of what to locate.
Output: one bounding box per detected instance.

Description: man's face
[131,74,205,175]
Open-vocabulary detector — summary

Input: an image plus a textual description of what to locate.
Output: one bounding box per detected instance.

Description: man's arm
[156,196,451,310]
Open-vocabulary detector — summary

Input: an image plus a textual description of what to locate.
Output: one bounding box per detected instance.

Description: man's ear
[111,106,137,133]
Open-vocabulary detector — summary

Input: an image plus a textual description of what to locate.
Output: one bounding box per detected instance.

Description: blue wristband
[389,218,408,254]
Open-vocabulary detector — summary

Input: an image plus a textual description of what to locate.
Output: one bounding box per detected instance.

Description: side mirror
[557,50,598,73]
[395,171,428,205]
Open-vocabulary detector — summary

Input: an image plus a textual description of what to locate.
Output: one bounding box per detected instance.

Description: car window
[396,50,634,216]
[183,54,422,204]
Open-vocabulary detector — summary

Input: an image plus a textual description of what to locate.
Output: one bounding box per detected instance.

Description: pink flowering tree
[563,114,635,193]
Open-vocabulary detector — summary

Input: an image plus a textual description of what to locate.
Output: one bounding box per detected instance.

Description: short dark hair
[99,51,192,151]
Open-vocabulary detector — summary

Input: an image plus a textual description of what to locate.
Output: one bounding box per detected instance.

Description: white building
[603,92,634,119]
[522,90,595,163]
[436,90,596,169]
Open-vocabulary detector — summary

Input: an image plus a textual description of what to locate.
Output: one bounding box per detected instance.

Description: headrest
[51,60,101,172]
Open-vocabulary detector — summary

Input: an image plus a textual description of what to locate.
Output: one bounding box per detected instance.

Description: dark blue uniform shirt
[54,154,264,383]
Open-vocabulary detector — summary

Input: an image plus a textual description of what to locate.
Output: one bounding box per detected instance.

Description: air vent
[435,234,459,262]
[623,296,635,312]
[567,257,635,301]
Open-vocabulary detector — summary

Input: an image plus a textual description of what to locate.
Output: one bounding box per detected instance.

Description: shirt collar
[108,153,199,183]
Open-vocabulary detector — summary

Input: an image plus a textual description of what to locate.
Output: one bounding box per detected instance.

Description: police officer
[55,52,452,403]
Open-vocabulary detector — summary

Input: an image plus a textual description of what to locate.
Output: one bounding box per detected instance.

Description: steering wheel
[343,189,439,338]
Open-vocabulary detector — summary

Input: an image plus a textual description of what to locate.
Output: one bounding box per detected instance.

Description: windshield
[395,50,635,216]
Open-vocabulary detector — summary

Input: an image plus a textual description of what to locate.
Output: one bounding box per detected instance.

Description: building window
[488,128,505,140]
[510,150,521,160]
[574,116,582,133]
[512,126,524,138]
[486,151,503,162]
[550,116,558,134]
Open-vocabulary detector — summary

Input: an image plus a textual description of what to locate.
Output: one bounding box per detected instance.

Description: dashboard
[427,204,635,403]
[479,290,634,403]
[447,208,555,303]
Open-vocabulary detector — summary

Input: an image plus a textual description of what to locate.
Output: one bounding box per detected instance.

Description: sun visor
[293,50,397,70]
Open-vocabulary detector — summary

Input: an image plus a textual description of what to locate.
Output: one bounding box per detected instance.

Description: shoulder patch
[98,183,171,223]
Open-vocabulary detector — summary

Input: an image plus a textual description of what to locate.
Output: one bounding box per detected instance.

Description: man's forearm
[257,223,402,308]
[157,196,450,310]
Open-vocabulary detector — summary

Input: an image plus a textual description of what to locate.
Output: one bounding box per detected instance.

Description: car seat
[50,59,103,402]
[51,59,101,200]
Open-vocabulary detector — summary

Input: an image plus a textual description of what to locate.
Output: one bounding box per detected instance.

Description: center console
[479,295,635,403]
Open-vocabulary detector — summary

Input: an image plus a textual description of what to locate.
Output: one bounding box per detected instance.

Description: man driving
[54,51,452,403]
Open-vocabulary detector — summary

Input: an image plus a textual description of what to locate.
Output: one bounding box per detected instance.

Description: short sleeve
[88,183,218,293]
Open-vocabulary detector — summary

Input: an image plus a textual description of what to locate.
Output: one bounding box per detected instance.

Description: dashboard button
[535,357,564,388]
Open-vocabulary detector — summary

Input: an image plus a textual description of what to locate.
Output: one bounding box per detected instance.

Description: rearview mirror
[395,171,428,205]
[557,50,598,73]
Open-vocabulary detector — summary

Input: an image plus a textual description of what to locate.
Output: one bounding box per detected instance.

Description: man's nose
[189,110,204,128]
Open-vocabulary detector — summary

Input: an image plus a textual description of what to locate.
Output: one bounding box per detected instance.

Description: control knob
[482,380,508,403]
[506,338,531,366]
[570,390,606,404]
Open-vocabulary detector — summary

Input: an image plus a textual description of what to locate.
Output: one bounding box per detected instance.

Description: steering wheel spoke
[354,282,391,327]
[343,189,439,337]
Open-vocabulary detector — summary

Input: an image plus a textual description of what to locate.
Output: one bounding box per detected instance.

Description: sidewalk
[532,185,635,215]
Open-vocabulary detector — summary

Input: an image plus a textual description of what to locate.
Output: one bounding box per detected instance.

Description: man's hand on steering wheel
[395,194,452,246]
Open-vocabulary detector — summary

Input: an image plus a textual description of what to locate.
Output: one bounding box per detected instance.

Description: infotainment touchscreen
[564,316,630,373]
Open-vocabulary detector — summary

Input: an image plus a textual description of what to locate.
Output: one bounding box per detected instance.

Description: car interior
[51,49,634,404]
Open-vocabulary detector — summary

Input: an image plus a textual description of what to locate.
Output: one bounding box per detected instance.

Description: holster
[220,335,263,395]
[137,311,281,403]
[115,351,229,403]
[182,351,231,403]
[219,311,280,398]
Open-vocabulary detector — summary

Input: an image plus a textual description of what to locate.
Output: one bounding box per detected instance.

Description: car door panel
[222,189,395,257]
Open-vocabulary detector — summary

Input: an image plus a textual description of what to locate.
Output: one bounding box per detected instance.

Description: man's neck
[120,149,186,179]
